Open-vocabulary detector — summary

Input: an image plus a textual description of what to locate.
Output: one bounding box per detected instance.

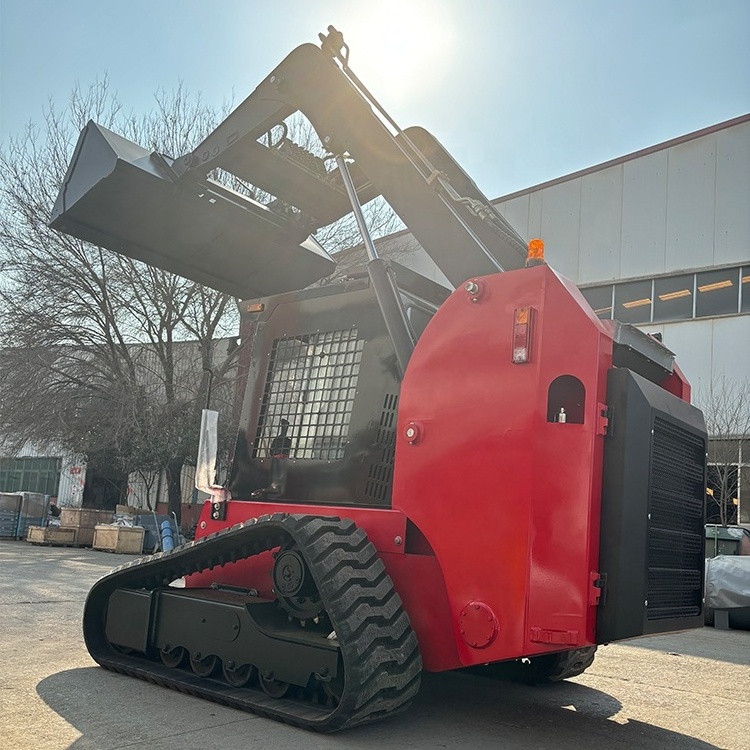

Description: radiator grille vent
[647,418,705,620]
[364,393,399,502]
[253,328,363,460]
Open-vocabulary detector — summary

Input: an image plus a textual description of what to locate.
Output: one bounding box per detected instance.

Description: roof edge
[493,113,750,204]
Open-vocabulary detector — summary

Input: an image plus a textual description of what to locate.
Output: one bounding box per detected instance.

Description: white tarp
[705,555,750,609]
[195,409,230,502]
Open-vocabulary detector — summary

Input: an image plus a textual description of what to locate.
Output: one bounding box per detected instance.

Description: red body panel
[191,265,689,673]
[190,501,459,671]
[392,265,612,667]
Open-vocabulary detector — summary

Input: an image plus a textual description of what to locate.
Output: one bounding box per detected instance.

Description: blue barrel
[160,519,175,551]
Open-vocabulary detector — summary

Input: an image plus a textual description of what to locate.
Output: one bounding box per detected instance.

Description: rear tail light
[512,307,534,363]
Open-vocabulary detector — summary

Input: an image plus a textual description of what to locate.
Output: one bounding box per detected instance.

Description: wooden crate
[60,507,113,529]
[73,526,96,547]
[26,525,78,546]
[93,525,145,554]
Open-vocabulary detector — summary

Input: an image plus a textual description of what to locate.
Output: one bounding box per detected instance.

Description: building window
[579,265,749,326]
[696,269,739,318]
[741,266,750,314]
[581,286,613,319]
[614,279,653,324]
[653,274,694,322]
[0,457,62,496]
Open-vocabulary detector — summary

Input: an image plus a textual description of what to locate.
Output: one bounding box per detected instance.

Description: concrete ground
[1,540,748,750]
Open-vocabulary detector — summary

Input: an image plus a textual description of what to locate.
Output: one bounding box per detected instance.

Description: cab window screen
[252,329,364,460]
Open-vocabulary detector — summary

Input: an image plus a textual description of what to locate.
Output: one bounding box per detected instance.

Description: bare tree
[695,375,750,526]
[0,80,239,521]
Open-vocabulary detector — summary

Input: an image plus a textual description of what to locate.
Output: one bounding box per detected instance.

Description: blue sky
[1,0,748,198]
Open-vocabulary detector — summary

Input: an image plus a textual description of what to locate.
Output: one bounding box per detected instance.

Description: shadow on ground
[37,666,719,750]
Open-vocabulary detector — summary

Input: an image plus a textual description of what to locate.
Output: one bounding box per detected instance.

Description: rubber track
[539,646,597,683]
[465,646,597,685]
[83,513,422,731]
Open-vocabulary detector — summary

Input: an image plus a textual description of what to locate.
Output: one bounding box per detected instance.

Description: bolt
[319,666,329,678]
[394,535,403,546]
[465,281,479,294]
[406,427,416,439]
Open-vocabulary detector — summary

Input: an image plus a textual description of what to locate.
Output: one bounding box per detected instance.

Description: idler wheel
[159,645,186,669]
[321,672,344,702]
[259,671,290,698]
[190,652,219,678]
[272,547,323,620]
[222,662,254,687]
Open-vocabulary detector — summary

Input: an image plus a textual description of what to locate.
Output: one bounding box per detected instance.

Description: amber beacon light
[526,238,545,267]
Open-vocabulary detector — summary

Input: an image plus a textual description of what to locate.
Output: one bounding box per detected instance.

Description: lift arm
[176,28,528,284]
[50,28,527,301]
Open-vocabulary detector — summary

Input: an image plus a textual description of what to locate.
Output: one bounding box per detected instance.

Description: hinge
[590,571,607,606]
[597,403,613,436]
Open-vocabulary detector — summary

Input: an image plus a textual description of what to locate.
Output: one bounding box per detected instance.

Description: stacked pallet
[26,526,78,547]
[26,508,114,547]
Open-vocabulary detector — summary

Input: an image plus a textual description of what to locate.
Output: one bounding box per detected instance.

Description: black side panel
[597,368,706,643]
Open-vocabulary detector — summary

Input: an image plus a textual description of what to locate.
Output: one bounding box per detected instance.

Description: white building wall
[715,123,750,266]
[57,455,87,507]
[494,118,750,286]
[646,316,750,396]
[620,151,668,278]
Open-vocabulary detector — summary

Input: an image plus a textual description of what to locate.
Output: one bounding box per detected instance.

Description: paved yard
[1,540,748,749]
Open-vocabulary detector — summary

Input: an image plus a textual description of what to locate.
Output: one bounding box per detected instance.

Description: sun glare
[338,1,455,104]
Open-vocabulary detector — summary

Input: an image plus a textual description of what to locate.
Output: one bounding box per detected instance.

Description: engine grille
[647,417,705,620]
[364,393,399,502]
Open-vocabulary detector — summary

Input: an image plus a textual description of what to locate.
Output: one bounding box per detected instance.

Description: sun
[335,1,456,105]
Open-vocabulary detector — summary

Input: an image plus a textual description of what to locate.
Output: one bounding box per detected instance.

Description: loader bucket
[49,121,335,299]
